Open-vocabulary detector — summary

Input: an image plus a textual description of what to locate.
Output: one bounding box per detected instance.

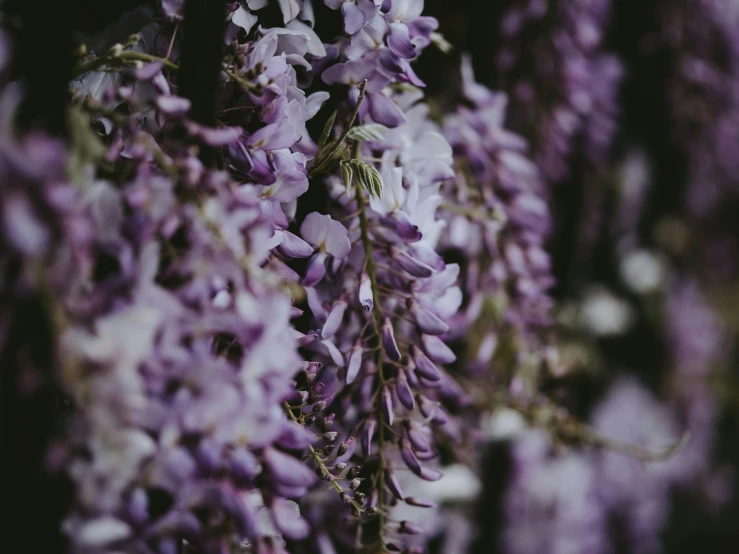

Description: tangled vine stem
[283,402,365,515]
[508,398,692,462]
[589,430,692,462]
[73,50,255,93]
[352,139,389,549]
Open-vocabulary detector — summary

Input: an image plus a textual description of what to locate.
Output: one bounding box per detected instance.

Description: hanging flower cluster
[493,0,622,182]
[441,56,554,376]
[0,1,554,553]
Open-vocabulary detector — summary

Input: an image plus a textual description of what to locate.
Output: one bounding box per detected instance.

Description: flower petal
[381,318,402,361]
[422,334,456,364]
[277,231,313,258]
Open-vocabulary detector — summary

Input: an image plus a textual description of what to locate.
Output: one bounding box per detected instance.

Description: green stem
[439,201,505,223]
[309,80,368,178]
[74,51,179,78]
[222,67,259,92]
[73,52,259,99]
[352,140,388,549]
[508,398,691,462]
[283,402,364,515]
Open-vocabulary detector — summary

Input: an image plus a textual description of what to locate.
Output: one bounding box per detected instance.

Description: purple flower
[411,345,441,380]
[300,212,352,259]
[400,439,422,474]
[385,467,405,500]
[408,299,449,335]
[395,370,415,410]
[263,447,318,488]
[391,247,434,277]
[322,59,390,92]
[322,300,348,339]
[271,498,311,539]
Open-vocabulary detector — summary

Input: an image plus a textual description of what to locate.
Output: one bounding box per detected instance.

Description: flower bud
[381,318,402,361]
[422,334,456,364]
[381,385,394,426]
[395,371,415,410]
[322,300,347,339]
[384,468,404,500]
[323,413,335,431]
[406,360,421,388]
[405,421,431,452]
[346,342,363,384]
[350,478,362,490]
[303,361,323,373]
[411,346,441,381]
[399,440,421,475]
[298,332,319,347]
[303,251,327,287]
[415,448,438,461]
[391,246,434,277]
[399,521,424,535]
[393,211,423,242]
[419,467,443,481]
[304,415,317,426]
[418,395,448,424]
[335,462,348,471]
[156,95,191,117]
[337,437,353,456]
[362,418,376,456]
[348,465,362,479]
[310,382,325,402]
[405,497,437,508]
[312,400,327,413]
[408,299,449,336]
[355,491,366,504]
[359,272,374,311]
[323,431,338,442]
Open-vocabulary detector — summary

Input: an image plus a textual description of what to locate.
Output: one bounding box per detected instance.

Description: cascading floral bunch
[440,56,554,391]
[492,0,622,183]
[0,1,557,553]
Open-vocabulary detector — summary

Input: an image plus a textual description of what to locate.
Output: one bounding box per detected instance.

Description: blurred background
[411,0,739,552]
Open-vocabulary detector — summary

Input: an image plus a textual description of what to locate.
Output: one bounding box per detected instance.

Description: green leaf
[350,160,383,200]
[318,109,338,150]
[340,160,354,195]
[346,124,388,142]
